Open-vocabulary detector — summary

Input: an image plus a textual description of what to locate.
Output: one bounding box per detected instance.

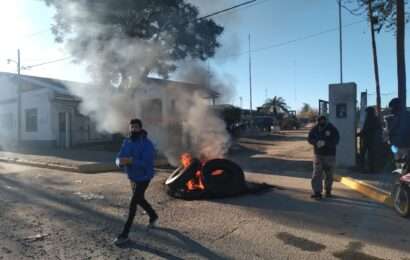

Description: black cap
[388,98,400,109]
[129,118,142,128]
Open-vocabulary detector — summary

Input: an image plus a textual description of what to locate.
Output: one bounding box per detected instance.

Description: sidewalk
[0,148,170,173]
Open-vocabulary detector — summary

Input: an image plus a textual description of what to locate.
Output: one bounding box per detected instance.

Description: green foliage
[343,0,408,32]
[298,103,318,122]
[261,96,289,116]
[40,0,224,81]
[219,105,241,128]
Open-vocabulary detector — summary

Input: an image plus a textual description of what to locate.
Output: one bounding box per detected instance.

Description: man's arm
[115,139,131,167]
[308,128,317,145]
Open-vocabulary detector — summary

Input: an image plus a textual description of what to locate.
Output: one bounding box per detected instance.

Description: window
[25,108,38,132]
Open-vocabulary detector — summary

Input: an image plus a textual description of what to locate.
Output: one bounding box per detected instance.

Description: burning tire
[165,158,201,190]
[201,159,246,197]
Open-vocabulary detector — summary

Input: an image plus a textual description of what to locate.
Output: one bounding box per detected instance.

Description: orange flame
[180,153,193,169]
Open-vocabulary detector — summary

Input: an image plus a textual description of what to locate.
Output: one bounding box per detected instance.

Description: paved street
[1,132,410,259]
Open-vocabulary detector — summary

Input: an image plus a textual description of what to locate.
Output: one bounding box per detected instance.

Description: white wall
[21,88,54,141]
[0,76,18,143]
[329,83,357,167]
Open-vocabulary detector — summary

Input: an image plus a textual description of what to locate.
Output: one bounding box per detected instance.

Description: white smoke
[44,1,233,165]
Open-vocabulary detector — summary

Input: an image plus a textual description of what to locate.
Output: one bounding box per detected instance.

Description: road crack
[212,220,250,242]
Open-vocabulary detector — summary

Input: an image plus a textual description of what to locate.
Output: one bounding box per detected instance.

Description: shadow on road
[211,186,410,254]
[0,173,226,260]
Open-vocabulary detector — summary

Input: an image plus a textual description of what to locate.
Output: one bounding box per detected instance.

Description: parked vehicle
[391,145,410,217]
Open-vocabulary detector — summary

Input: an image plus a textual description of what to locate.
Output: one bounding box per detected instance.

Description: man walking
[308,115,340,199]
[114,118,158,245]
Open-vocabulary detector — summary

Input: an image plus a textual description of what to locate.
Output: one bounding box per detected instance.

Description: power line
[22,56,73,70]
[23,29,50,39]
[199,0,273,20]
[220,19,366,58]
[199,0,257,20]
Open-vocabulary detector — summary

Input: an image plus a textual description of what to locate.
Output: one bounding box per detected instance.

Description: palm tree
[261,96,289,117]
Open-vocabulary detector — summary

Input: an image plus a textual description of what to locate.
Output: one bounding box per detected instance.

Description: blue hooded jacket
[115,131,155,182]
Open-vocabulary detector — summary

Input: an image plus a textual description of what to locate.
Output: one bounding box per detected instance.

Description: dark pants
[120,180,157,237]
[312,155,335,194]
[360,139,376,172]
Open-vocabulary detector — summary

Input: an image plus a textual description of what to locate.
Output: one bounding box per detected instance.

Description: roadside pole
[17,49,22,146]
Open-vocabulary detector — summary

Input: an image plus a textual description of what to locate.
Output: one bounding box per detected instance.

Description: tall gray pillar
[329,83,357,167]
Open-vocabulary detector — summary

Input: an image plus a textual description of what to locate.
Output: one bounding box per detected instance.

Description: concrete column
[329,83,357,167]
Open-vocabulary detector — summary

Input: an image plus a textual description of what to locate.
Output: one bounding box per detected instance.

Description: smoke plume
[42,0,233,165]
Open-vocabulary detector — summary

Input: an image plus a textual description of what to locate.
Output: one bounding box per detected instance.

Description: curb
[0,157,170,174]
[334,174,393,207]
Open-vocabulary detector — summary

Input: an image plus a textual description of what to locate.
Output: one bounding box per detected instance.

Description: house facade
[0,72,217,152]
[0,72,108,149]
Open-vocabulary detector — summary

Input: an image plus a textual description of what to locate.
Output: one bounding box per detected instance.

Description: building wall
[21,88,54,141]
[50,95,111,148]
[0,76,19,144]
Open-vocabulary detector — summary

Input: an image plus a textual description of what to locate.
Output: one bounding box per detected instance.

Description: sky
[0,0,409,111]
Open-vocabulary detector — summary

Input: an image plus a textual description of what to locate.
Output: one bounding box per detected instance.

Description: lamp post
[7,49,22,145]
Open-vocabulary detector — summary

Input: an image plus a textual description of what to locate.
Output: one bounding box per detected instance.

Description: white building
[0,72,109,149]
[0,72,217,150]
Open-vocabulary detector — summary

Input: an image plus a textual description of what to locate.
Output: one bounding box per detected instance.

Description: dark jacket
[308,123,340,156]
[384,111,410,148]
[116,130,155,182]
[359,114,382,142]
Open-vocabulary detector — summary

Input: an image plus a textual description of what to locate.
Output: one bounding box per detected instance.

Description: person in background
[308,115,340,199]
[114,118,158,246]
[357,107,382,173]
[384,98,410,164]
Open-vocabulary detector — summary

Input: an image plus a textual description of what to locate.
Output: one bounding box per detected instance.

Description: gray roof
[0,72,219,98]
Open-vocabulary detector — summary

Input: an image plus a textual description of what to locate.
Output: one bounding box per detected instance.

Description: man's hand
[316,140,325,148]
[119,157,133,166]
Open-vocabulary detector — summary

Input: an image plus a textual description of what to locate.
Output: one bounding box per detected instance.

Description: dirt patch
[276,232,326,252]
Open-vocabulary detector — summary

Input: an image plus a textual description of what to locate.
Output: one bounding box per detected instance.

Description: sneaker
[310,193,322,200]
[325,192,332,198]
[148,216,158,228]
[113,235,129,246]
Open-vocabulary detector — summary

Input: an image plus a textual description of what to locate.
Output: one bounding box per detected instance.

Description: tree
[261,96,289,117]
[298,103,318,122]
[40,0,224,85]
[344,0,408,109]
[218,105,241,130]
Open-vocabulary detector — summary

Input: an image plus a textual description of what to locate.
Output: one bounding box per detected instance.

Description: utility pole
[248,33,253,126]
[338,0,343,84]
[367,0,381,116]
[17,49,22,145]
[397,0,406,110]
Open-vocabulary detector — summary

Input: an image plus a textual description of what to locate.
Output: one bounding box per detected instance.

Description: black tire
[392,184,410,217]
[165,159,201,190]
[201,159,246,197]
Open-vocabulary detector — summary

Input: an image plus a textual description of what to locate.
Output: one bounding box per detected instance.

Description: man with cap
[384,98,410,164]
[114,118,158,245]
[308,115,340,199]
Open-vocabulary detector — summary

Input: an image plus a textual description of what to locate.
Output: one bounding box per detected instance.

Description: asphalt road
[1,162,409,260]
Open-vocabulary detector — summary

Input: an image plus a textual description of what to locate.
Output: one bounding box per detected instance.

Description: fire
[186,171,205,191]
[180,153,206,191]
[181,153,193,168]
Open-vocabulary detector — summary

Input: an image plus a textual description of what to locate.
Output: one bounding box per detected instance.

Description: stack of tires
[165,158,246,199]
